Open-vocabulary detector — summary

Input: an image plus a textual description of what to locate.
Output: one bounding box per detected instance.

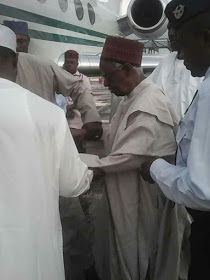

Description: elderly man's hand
[82,122,103,141]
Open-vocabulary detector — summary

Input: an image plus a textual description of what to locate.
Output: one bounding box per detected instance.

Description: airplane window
[37,0,46,3]
[74,0,84,21]
[87,3,95,25]
[58,0,68,12]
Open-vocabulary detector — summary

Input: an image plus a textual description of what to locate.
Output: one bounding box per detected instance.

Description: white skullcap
[0,24,16,52]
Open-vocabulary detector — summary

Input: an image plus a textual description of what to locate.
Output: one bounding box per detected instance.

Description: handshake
[66,104,103,141]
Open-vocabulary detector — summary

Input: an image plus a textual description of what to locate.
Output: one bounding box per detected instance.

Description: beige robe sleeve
[51,62,101,124]
[81,112,176,173]
[59,119,93,197]
[82,74,92,94]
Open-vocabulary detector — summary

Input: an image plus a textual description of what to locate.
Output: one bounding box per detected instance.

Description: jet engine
[118,0,170,40]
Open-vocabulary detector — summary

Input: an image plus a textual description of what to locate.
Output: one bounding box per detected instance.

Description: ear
[13,53,18,68]
[122,63,133,72]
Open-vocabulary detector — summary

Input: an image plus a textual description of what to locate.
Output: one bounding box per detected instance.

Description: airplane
[0,0,170,69]
[0,0,122,62]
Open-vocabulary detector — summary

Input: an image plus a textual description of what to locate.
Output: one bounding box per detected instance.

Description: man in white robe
[81,36,190,280]
[3,24,101,277]
[150,23,202,121]
[16,52,102,278]
[0,25,92,280]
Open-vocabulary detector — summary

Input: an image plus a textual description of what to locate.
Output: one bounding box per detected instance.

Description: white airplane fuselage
[0,0,122,62]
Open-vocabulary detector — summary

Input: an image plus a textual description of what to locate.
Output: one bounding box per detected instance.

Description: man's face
[16,34,30,53]
[100,60,131,96]
[64,58,78,75]
[168,24,181,52]
[177,22,210,77]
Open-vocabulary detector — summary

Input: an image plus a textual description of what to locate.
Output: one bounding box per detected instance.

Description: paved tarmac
[82,79,112,280]
[91,79,111,124]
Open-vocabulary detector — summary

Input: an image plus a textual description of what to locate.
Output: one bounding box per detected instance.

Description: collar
[126,77,152,100]
[122,76,175,128]
[73,70,81,77]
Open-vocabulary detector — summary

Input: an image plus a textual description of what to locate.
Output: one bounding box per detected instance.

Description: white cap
[0,24,16,52]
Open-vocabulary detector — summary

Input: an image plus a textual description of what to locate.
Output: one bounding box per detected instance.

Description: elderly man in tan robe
[81,36,190,280]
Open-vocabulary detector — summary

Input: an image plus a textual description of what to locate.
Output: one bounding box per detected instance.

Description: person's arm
[81,153,145,173]
[81,112,176,174]
[150,88,210,210]
[83,75,92,94]
[59,119,93,197]
[51,62,103,139]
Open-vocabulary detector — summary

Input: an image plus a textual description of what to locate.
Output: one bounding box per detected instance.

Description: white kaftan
[150,51,202,120]
[150,67,210,210]
[0,78,92,280]
[81,78,190,280]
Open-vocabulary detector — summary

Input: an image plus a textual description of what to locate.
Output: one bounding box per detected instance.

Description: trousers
[187,209,210,280]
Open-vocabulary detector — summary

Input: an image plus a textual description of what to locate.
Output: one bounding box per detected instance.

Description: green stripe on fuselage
[0,3,108,39]
[29,29,104,46]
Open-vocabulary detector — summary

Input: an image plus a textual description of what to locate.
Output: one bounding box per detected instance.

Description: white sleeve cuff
[150,158,169,182]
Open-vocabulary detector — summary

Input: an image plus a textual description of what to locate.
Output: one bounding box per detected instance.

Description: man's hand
[66,104,75,119]
[70,128,87,140]
[140,157,158,184]
[82,122,103,141]
[140,155,175,183]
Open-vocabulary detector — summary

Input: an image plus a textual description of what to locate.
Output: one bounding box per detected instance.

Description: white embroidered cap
[0,24,16,52]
